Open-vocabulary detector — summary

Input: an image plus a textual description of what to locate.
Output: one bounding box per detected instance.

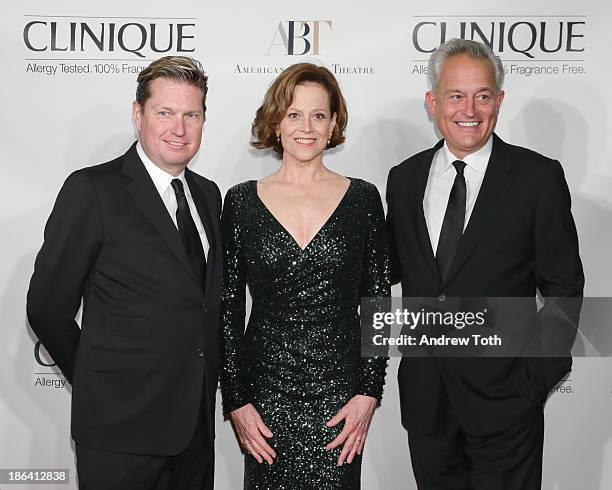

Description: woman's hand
[229,403,276,464]
[325,394,377,465]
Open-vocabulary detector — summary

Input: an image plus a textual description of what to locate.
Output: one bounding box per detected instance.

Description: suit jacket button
[196,348,204,358]
[438,294,446,302]
[202,304,208,313]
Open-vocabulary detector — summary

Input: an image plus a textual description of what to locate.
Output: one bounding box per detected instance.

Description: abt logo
[267,20,332,55]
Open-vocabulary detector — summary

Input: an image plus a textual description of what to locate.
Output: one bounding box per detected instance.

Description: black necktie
[171,179,207,291]
[436,160,467,280]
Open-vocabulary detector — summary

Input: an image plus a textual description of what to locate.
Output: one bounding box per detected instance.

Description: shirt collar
[136,142,187,195]
[439,136,493,175]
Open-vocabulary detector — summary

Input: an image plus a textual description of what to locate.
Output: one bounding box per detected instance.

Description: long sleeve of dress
[356,184,391,401]
[219,185,250,414]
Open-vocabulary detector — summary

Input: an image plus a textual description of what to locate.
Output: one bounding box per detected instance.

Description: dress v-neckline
[252,178,354,252]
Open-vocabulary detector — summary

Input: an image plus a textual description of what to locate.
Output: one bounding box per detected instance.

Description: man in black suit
[386,39,583,489]
[27,56,221,489]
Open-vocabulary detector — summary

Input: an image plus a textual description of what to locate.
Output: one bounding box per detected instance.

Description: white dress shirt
[423,136,493,255]
[137,142,210,260]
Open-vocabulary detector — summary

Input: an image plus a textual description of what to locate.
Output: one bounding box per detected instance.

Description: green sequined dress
[220,179,390,489]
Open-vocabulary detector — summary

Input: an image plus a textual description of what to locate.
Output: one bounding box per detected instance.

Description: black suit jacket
[386,134,584,436]
[27,143,222,455]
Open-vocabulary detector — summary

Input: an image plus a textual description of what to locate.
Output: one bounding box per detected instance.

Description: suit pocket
[105,314,150,338]
[89,346,150,374]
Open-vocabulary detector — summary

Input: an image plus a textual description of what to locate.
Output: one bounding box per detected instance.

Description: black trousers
[76,409,213,490]
[407,382,544,490]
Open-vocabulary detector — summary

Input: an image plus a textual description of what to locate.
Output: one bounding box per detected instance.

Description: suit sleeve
[219,187,250,413]
[356,185,390,401]
[27,170,103,382]
[534,160,584,389]
[385,167,402,285]
[213,180,222,218]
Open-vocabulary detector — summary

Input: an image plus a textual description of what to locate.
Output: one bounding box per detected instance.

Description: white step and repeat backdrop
[2,1,611,488]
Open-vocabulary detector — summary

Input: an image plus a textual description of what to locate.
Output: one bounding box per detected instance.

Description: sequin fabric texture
[220,179,390,489]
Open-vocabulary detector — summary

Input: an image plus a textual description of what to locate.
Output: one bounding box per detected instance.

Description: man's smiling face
[426,53,504,159]
[133,77,204,176]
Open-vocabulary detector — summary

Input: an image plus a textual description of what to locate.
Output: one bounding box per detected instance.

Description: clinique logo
[267,20,332,55]
[34,341,55,367]
[33,341,68,389]
[23,17,196,58]
[412,16,586,59]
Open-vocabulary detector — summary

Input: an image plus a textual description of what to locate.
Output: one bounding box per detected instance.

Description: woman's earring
[276,131,281,143]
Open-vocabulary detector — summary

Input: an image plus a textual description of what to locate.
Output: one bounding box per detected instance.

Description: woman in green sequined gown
[220,63,390,489]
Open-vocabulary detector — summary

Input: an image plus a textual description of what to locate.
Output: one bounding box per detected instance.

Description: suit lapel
[185,170,218,298]
[121,144,203,298]
[415,141,444,282]
[444,134,515,284]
